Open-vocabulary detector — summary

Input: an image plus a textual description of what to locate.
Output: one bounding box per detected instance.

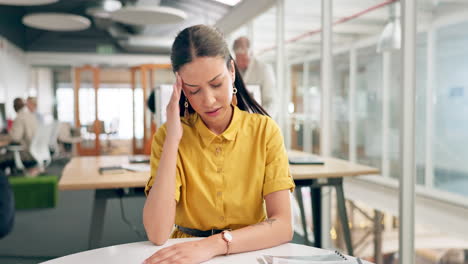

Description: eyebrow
[183,73,223,87]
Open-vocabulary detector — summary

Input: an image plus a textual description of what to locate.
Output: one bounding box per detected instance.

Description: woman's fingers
[144,245,181,264]
[176,72,182,94]
[174,72,182,98]
[169,73,182,105]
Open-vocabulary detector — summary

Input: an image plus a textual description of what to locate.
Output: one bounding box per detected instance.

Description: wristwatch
[221,230,233,255]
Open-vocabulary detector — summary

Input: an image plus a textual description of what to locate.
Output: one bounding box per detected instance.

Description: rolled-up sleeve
[144,124,182,203]
[262,120,295,197]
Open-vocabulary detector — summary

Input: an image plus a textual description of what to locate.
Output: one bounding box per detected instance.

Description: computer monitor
[155,84,173,125]
[0,103,6,133]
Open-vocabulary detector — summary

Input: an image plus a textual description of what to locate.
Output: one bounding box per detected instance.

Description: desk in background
[59,155,149,249]
[288,150,379,255]
[0,134,10,148]
[41,238,372,264]
[60,153,379,254]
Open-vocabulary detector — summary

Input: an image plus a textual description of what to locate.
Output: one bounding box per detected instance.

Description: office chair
[48,122,61,158]
[56,122,81,157]
[9,122,60,175]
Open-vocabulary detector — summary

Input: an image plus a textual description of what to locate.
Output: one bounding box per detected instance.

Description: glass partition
[74,66,100,156]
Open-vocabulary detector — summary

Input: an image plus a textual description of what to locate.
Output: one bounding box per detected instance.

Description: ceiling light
[211,0,242,6]
[86,0,122,18]
[111,6,187,25]
[377,2,401,53]
[103,0,121,11]
[22,13,91,31]
[0,0,58,6]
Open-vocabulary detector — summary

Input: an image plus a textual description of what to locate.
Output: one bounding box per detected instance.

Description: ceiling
[0,0,232,54]
[1,0,468,62]
[228,0,468,63]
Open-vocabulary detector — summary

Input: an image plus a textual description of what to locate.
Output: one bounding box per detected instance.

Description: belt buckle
[211,229,215,236]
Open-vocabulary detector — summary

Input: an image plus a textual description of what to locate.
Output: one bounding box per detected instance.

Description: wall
[30,67,54,122]
[0,36,30,119]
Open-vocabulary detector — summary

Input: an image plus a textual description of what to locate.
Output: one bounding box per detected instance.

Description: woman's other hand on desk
[143,237,223,264]
[166,73,184,144]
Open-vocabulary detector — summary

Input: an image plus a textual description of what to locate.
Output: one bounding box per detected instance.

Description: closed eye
[190,89,200,95]
[211,83,222,88]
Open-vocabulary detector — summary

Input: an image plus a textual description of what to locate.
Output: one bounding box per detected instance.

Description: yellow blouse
[145,106,295,237]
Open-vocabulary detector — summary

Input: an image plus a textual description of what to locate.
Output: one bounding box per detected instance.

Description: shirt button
[217,168,222,173]
[219,216,225,221]
[217,191,222,197]
[215,147,221,155]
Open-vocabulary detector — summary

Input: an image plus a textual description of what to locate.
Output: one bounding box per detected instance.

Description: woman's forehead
[179,57,226,83]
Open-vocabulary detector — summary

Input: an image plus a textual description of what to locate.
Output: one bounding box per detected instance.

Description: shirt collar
[195,106,242,148]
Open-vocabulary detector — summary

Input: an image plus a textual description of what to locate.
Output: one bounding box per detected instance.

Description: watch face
[223,232,233,242]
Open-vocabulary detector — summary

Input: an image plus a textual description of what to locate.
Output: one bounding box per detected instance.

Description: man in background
[26,96,43,123]
[10,98,38,151]
[233,36,278,120]
[0,98,38,172]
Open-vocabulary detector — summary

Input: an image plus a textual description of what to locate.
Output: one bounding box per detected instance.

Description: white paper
[262,254,354,264]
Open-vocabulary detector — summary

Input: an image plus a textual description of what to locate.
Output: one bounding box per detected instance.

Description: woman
[143,25,295,264]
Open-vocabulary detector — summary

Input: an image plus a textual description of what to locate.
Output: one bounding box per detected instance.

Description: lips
[205,107,221,116]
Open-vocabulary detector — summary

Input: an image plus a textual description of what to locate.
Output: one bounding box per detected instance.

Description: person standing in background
[10,98,38,150]
[26,96,43,123]
[0,98,39,173]
[233,36,278,120]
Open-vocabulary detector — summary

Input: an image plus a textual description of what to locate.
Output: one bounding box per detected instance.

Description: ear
[229,59,236,83]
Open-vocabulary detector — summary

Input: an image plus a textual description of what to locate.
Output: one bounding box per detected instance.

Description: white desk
[41,238,371,264]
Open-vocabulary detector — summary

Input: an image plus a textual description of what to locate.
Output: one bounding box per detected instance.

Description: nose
[202,89,217,107]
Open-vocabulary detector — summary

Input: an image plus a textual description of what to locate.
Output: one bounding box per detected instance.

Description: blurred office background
[1,0,468,263]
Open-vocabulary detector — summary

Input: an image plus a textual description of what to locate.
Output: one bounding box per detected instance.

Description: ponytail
[230,56,269,116]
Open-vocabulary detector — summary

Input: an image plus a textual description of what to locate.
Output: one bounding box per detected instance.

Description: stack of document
[121,164,151,172]
[99,166,127,175]
[288,152,324,165]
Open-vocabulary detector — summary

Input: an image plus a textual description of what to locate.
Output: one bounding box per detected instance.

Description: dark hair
[13,98,24,112]
[170,24,269,117]
[147,91,156,114]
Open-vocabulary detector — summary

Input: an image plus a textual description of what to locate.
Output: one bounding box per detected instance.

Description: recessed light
[22,13,91,31]
[211,0,242,6]
[111,6,187,26]
[0,0,58,6]
[86,0,122,18]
